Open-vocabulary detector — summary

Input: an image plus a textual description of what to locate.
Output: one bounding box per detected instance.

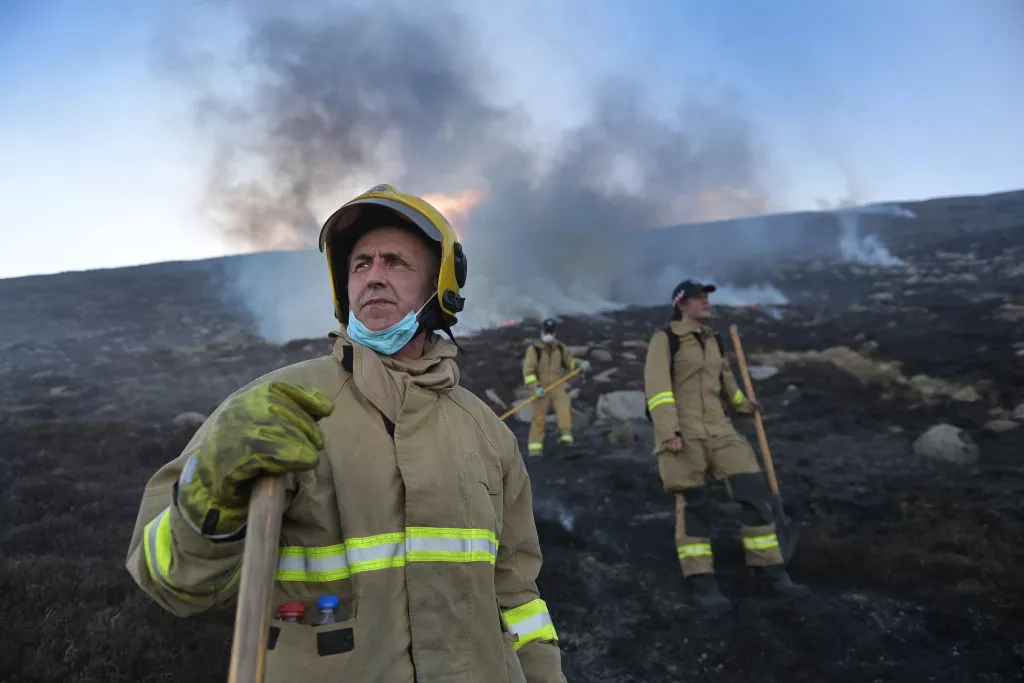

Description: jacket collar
[330,326,460,423]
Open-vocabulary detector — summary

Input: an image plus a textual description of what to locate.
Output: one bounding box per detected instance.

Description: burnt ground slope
[1,190,1024,681]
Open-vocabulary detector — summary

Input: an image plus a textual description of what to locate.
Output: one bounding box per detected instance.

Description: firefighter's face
[348,226,436,331]
[682,292,712,320]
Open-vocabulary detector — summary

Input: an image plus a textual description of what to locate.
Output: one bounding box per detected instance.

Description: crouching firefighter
[521,318,590,456]
[124,184,566,682]
[643,279,810,614]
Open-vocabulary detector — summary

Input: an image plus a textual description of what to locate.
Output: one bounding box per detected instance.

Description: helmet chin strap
[415,290,437,318]
[414,289,465,354]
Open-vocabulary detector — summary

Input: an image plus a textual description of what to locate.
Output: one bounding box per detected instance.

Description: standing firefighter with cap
[124,184,566,682]
[643,279,809,614]
[521,318,590,456]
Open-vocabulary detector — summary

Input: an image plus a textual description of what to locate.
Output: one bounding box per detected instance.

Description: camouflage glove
[535,386,546,398]
[175,381,334,539]
[576,360,591,371]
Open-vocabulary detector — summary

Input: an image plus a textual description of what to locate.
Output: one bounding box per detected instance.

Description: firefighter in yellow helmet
[125,184,566,682]
[643,279,809,615]
[521,318,590,456]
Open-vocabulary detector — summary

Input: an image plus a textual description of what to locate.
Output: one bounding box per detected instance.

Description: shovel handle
[500,367,583,421]
[728,324,780,496]
[227,476,286,683]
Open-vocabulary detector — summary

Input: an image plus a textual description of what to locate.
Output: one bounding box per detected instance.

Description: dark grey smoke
[154,1,886,339]
[158,1,520,248]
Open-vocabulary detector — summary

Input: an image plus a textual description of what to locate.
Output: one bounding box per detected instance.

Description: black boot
[761,564,811,600]
[688,573,733,615]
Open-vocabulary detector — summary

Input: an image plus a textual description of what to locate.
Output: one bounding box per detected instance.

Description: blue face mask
[347,294,435,356]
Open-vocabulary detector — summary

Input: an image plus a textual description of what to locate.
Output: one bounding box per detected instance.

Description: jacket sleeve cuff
[171,483,248,552]
[652,415,682,450]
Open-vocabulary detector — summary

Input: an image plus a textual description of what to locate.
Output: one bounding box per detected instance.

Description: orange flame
[422,189,487,240]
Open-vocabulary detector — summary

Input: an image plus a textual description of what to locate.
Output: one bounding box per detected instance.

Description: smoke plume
[836,206,911,267]
[155,1,902,342]
[815,185,912,267]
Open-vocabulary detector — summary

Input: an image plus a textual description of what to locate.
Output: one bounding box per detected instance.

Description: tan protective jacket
[522,341,579,390]
[643,320,755,452]
[125,330,566,683]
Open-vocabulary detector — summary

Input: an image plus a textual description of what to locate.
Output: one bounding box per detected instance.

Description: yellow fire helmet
[318,184,468,332]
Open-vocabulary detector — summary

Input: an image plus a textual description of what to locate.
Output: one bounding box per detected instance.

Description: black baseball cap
[542,318,556,332]
[671,279,716,305]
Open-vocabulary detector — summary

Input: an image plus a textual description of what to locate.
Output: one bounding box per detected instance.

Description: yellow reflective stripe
[276,527,499,582]
[503,598,559,650]
[559,434,574,443]
[523,373,538,385]
[742,534,779,550]
[677,543,713,558]
[406,526,498,564]
[647,391,675,410]
[528,442,543,451]
[277,532,406,581]
[143,507,239,601]
[730,389,745,406]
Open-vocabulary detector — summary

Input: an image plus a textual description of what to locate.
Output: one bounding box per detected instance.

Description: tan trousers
[527,387,572,456]
[660,432,783,576]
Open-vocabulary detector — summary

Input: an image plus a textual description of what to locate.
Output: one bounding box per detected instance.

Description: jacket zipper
[693,332,708,438]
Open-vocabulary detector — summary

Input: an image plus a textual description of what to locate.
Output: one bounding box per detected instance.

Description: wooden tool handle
[728,324,780,496]
[227,476,287,683]
[500,367,583,421]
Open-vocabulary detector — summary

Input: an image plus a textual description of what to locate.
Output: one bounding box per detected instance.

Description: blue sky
[1,0,1021,279]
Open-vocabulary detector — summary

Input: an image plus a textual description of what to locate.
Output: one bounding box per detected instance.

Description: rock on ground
[983,419,1019,433]
[596,390,647,421]
[748,365,779,380]
[913,423,980,465]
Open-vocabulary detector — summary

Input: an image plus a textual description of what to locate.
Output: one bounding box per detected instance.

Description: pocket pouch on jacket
[265,619,356,681]
[265,596,357,682]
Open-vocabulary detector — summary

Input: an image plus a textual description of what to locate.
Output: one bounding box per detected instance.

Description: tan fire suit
[522,341,581,456]
[643,320,783,577]
[125,330,566,683]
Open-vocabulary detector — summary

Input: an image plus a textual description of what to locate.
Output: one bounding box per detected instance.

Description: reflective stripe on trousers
[143,506,239,602]
[276,527,499,582]
[502,598,559,650]
[647,391,675,411]
[742,534,779,550]
[677,543,712,558]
